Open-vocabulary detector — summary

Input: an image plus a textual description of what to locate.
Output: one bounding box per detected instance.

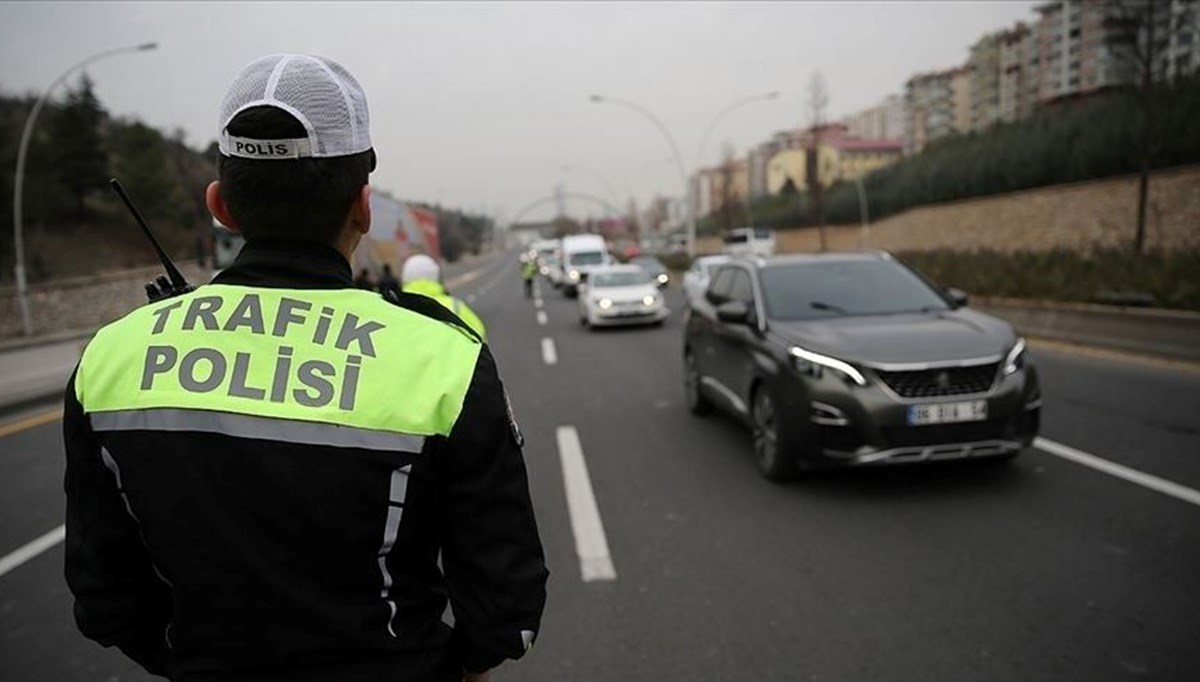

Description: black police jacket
[63,240,548,681]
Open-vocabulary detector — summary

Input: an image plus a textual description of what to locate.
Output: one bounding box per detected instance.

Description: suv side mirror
[716,300,752,324]
[945,287,969,308]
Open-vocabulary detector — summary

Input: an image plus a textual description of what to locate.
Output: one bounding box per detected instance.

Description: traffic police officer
[400,254,487,341]
[63,54,547,682]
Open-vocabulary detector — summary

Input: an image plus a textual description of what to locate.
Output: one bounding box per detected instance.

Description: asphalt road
[1,250,1198,681]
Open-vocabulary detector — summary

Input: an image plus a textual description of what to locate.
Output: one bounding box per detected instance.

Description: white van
[722,227,775,258]
[560,233,611,297]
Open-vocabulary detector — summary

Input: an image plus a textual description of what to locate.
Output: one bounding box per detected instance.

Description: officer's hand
[464,670,491,682]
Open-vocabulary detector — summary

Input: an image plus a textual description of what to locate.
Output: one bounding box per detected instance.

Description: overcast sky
[0,1,1038,222]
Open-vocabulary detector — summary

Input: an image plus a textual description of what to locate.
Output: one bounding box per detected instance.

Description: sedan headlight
[569,270,581,282]
[642,294,658,307]
[789,346,867,386]
[656,273,669,285]
[1003,338,1027,376]
[597,298,613,310]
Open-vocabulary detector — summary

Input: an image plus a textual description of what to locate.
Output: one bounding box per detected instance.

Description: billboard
[354,190,440,275]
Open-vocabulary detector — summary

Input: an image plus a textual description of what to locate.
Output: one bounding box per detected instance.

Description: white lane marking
[536,311,548,326]
[444,269,483,289]
[1035,437,1200,508]
[556,426,616,582]
[460,251,517,301]
[0,524,65,579]
[534,298,544,309]
[541,337,558,365]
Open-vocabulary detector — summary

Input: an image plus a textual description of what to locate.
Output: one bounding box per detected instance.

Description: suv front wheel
[751,384,797,481]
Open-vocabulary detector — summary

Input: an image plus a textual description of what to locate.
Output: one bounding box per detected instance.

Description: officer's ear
[206,181,241,234]
[349,185,371,236]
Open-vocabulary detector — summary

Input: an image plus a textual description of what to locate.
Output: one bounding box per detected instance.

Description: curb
[0,328,95,354]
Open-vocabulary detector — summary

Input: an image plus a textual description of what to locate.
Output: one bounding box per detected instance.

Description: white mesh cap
[217,54,371,160]
[401,254,441,284]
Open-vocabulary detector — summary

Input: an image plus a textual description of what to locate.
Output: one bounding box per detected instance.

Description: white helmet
[401,254,441,285]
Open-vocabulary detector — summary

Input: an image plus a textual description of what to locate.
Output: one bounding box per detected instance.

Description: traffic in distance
[522,227,1036,480]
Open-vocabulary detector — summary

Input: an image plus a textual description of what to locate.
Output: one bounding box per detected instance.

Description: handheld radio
[109,178,194,302]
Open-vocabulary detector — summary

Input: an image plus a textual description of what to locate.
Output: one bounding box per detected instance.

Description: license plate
[907,400,987,426]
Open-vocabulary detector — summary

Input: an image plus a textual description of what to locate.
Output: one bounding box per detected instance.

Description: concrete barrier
[973,297,1200,362]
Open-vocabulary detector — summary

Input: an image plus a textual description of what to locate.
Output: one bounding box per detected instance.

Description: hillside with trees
[1,74,215,283]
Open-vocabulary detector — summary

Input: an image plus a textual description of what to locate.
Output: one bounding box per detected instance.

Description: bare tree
[1109,0,1195,253]
[806,70,830,251]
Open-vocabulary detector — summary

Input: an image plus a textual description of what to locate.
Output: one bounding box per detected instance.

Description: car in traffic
[628,254,670,287]
[721,227,775,257]
[682,254,731,308]
[561,233,612,297]
[683,252,1040,480]
[579,264,669,328]
[541,252,564,287]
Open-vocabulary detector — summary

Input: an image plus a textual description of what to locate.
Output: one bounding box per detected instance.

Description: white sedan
[578,265,669,328]
[682,255,731,308]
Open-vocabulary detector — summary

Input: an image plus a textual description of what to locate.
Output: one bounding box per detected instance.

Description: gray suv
[683,252,1041,480]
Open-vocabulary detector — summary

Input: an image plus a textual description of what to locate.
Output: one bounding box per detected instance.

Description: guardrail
[973,297,1200,363]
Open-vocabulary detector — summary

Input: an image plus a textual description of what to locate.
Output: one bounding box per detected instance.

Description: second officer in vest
[64,54,547,682]
[401,254,487,341]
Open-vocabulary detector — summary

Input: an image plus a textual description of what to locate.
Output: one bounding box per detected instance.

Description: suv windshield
[759,260,950,320]
[569,251,605,266]
[592,271,652,287]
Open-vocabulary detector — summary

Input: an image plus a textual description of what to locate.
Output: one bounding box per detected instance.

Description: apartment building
[765,124,903,194]
[905,67,971,153]
[969,33,1002,131]
[842,94,906,141]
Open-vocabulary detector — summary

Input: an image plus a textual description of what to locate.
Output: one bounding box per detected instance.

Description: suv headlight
[597,298,613,310]
[789,346,867,386]
[642,294,658,306]
[1003,338,1027,376]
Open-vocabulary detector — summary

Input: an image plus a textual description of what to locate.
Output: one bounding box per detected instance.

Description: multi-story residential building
[748,137,783,200]
[1030,0,1143,102]
[765,124,903,194]
[969,33,1002,131]
[999,22,1035,123]
[897,0,1195,153]
[904,67,971,153]
[1151,0,1200,82]
[708,159,750,218]
[842,94,907,141]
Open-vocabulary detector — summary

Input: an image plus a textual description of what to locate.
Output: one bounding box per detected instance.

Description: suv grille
[882,419,1008,448]
[874,362,1000,399]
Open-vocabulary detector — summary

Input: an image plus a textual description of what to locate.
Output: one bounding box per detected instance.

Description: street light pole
[694,91,780,179]
[591,92,779,259]
[11,41,158,336]
[590,94,694,258]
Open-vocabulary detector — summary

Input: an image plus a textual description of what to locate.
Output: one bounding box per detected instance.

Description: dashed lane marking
[556,426,616,582]
[541,338,558,365]
[537,311,548,326]
[1035,437,1200,508]
[444,269,483,289]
